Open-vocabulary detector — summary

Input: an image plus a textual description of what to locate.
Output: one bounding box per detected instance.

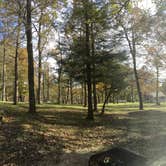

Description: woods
[0,0,166,165]
[1,0,164,116]
[0,0,166,117]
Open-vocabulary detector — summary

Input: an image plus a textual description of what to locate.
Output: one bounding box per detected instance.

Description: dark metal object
[89,147,148,166]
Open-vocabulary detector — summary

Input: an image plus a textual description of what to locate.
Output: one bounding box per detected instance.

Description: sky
[139,0,155,9]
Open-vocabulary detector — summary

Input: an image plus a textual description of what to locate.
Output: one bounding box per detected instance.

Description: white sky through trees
[46,0,159,76]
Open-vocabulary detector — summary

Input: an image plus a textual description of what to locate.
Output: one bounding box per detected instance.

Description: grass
[1,102,166,165]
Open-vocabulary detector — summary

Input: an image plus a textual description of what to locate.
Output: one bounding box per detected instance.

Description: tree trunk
[69,78,73,104]
[26,0,36,113]
[13,19,20,105]
[101,89,111,115]
[156,65,160,105]
[81,83,84,105]
[37,21,42,104]
[47,67,50,102]
[42,72,45,102]
[123,27,143,110]
[91,22,97,112]
[66,83,70,104]
[133,54,143,110]
[57,69,61,104]
[2,43,6,101]
[84,0,93,120]
[57,32,63,104]
[131,84,134,102]
[83,82,87,107]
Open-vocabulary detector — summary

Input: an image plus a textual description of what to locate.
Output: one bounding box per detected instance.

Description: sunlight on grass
[1,101,166,113]
[1,101,166,165]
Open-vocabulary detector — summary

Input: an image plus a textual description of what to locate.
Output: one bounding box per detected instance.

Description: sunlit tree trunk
[123,27,143,110]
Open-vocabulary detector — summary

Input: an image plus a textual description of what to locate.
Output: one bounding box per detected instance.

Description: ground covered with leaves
[1,103,166,166]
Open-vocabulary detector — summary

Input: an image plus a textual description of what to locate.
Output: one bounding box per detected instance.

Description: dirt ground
[1,104,166,165]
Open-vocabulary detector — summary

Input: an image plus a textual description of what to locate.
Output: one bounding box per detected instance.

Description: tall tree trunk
[66,83,70,104]
[42,72,45,102]
[131,84,134,102]
[156,65,159,105]
[26,0,36,113]
[132,53,143,110]
[37,21,42,104]
[112,92,115,104]
[83,82,87,107]
[69,78,73,104]
[2,43,6,101]
[101,89,111,115]
[57,32,63,104]
[91,22,97,112]
[81,83,84,105]
[47,67,50,102]
[57,76,61,104]
[13,20,20,105]
[123,27,143,110]
[57,70,61,104]
[84,1,93,120]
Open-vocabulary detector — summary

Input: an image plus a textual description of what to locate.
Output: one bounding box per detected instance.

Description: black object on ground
[89,147,148,166]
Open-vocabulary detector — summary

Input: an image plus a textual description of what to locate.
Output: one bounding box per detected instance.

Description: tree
[25,0,36,113]
[118,6,150,110]
[144,44,165,105]
[18,48,28,102]
[13,9,22,105]
[34,1,57,104]
[161,79,166,96]
[99,55,128,114]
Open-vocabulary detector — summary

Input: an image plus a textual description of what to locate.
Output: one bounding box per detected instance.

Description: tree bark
[123,27,143,110]
[66,83,70,104]
[132,51,143,110]
[132,42,143,110]
[57,31,63,104]
[81,83,84,105]
[84,0,93,120]
[26,0,36,113]
[101,89,111,115]
[37,20,42,104]
[42,72,45,102]
[69,78,73,104]
[91,22,97,112]
[57,69,62,104]
[156,65,160,105]
[1,42,6,101]
[83,82,87,107]
[47,67,50,102]
[13,19,20,105]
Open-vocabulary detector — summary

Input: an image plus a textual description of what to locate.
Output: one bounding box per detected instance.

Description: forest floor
[1,102,166,165]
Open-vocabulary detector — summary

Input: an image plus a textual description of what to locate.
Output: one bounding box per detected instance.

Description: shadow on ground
[1,104,166,165]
